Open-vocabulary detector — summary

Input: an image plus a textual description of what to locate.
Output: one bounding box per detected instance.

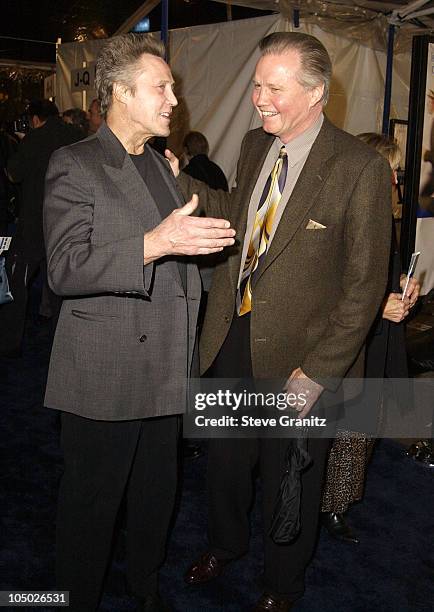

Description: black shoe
[407,441,434,467]
[253,591,293,611]
[184,551,231,585]
[182,442,203,460]
[322,512,360,544]
[137,593,171,612]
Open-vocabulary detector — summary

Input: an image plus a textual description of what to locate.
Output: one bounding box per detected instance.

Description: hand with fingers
[165,148,180,177]
[143,194,235,264]
[399,274,420,308]
[283,367,324,419]
[382,292,410,323]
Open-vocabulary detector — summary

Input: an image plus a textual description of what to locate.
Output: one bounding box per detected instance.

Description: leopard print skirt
[321,431,375,514]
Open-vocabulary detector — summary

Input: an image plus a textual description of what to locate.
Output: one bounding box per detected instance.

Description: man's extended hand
[143,194,235,264]
[165,148,179,177]
[284,367,323,418]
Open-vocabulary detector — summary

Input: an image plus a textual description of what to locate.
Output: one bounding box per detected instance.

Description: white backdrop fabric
[56,14,411,186]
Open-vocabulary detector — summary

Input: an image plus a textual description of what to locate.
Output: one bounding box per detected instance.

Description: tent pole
[161,0,169,60]
[382,24,395,134]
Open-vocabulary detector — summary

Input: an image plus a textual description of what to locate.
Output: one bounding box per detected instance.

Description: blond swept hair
[357,132,401,171]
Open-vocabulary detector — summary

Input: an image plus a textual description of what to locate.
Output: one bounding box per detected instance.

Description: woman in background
[321,133,420,544]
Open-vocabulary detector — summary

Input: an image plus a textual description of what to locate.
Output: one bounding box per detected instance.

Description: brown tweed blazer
[177,118,391,390]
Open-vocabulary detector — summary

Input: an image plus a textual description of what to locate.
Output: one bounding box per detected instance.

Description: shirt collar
[275,113,324,167]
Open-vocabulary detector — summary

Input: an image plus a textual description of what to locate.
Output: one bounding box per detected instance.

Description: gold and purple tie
[238,146,288,316]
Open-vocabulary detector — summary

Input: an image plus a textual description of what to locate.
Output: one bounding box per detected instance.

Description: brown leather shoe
[184,552,230,585]
[252,592,293,611]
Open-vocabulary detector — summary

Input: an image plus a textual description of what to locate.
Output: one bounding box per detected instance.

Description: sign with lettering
[44,74,56,99]
[70,63,96,92]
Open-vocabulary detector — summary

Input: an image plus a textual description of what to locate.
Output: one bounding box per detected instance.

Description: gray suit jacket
[43,123,201,420]
[178,118,392,390]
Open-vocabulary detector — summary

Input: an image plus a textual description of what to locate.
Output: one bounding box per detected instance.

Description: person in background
[0,99,82,356]
[182,131,228,192]
[87,98,104,135]
[0,129,18,235]
[321,133,420,545]
[62,107,89,138]
[182,130,229,296]
[182,132,229,460]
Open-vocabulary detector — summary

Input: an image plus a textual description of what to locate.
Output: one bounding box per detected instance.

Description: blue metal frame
[161,0,169,60]
[382,24,395,135]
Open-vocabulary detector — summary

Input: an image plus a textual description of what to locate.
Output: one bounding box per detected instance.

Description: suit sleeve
[177,171,232,219]
[43,147,154,296]
[301,154,392,388]
[176,135,248,218]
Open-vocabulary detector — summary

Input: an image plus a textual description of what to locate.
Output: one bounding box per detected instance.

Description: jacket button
[139,334,147,342]
[224,315,230,323]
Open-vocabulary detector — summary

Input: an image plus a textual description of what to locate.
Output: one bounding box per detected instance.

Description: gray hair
[259,32,332,105]
[95,33,165,115]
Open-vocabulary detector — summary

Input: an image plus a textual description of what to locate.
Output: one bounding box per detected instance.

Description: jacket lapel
[254,119,337,284]
[97,124,185,292]
[148,146,186,208]
[103,157,163,229]
[98,124,162,228]
[148,146,202,297]
[227,130,275,292]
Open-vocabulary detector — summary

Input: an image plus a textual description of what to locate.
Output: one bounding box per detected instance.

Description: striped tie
[238,146,288,316]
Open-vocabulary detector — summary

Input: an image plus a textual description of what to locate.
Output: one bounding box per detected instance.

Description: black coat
[342,222,409,432]
[183,154,228,192]
[365,222,408,380]
[7,117,82,261]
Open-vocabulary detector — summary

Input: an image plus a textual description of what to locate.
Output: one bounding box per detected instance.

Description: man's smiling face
[252,50,323,144]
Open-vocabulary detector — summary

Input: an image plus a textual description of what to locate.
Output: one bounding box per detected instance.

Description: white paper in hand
[401,251,420,301]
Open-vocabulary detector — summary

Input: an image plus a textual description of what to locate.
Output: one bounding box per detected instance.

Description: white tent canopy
[114,0,434,52]
[56,13,411,185]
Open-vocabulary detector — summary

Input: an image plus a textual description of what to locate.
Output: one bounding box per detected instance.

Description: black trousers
[56,412,179,612]
[206,313,330,602]
[0,252,60,356]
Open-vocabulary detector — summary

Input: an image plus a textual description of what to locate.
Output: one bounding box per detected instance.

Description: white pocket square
[305,219,327,230]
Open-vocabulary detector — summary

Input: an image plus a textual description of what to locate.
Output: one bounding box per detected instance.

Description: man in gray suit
[43,33,235,612]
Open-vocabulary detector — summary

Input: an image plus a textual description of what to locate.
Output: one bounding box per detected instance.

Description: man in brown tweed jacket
[168,32,391,611]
